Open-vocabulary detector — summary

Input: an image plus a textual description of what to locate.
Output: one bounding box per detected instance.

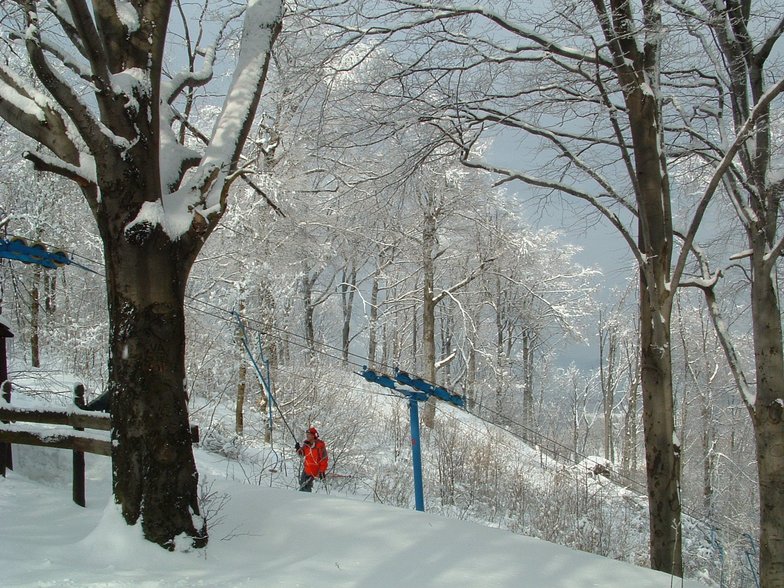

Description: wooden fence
[1,382,200,507]
[0,383,110,507]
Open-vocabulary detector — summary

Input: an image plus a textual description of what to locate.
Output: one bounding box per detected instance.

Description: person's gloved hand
[294,442,301,451]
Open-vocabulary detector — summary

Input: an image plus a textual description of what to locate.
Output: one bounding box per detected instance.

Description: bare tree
[333,0,782,574]
[666,1,784,584]
[599,310,619,463]
[0,0,283,548]
[311,0,687,573]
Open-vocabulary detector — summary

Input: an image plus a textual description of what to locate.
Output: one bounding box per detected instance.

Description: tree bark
[107,231,205,549]
[750,250,784,588]
[634,135,682,575]
[639,290,680,575]
[0,0,283,550]
[236,296,247,435]
[421,205,437,428]
[30,264,41,368]
[609,0,683,557]
[340,265,356,364]
[599,314,617,462]
[368,270,379,368]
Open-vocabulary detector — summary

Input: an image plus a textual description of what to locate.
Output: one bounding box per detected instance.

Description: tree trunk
[464,305,479,411]
[302,273,316,358]
[30,264,41,368]
[701,387,715,516]
[639,275,681,575]
[421,208,437,428]
[494,292,505,415]
[629,107,682,574]
[340,265,356,364]
[622,368,640,477]
[236,360,247,436]
[600,315,617,462]
[107,233,204,549]
[0,0,283,552]
[235,295,248,435]
[750,251,784,588]
[368,270,379,368]
[522,329,534,433]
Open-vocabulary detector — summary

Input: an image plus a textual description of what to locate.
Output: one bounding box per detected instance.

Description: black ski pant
[299,471,314,492]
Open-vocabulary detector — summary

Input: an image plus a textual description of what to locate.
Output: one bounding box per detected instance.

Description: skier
[294,427,328,492]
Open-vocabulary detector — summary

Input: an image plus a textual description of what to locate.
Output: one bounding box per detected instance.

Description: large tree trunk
[587,0,682,568]
[0,0,282,551]
[750,251,784,588]
[629,83,682,575]
[639,292,680,575]
[107,231,204,549]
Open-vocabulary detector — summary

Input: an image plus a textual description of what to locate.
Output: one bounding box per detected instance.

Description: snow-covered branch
[672,75,784,285]
[158,0,283,239]
[0,64,81,166]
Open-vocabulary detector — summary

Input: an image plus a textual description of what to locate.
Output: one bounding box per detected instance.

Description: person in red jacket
[295,427,328,492]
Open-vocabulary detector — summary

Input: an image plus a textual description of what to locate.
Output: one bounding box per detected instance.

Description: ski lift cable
[201,303,748,535]
[0,234,104,275]
[232,310,299,444]
[182,300,768,542]
[192,297,683,512]
[6,237,754,540]
[187,294,374,371]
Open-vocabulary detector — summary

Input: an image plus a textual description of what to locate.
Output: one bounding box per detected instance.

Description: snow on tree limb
[0,63,81,165]
[21,1,109,159]
[157,0,283,239]
[161,8,244,106]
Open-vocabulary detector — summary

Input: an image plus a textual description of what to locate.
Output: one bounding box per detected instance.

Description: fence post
[72,383,86,507]
[0,378,14,478]
[1,380,11,476]
[0,323,13,477]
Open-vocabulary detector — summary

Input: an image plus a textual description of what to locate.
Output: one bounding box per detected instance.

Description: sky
[0,443,708,588]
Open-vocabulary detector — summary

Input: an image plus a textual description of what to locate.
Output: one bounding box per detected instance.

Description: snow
[126,0,284,242]
[0,82,45,123]
[110,68,150,115]
[113,0,141,33]
[130,200,195,242]
[0,446,708,587]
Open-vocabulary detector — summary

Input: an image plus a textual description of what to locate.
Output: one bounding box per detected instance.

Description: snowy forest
[0,0,782,587]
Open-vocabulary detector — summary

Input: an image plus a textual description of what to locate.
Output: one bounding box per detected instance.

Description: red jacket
[298,439,328,477]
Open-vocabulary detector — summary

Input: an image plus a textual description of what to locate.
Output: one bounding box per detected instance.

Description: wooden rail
[0,384,109,506]
[1,383,200,507]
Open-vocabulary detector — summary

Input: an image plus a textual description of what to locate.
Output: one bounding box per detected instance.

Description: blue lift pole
[359,366,464,513]
[408,397,425,512]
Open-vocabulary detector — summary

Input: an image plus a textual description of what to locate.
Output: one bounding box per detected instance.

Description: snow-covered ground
[0,439,708,587]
